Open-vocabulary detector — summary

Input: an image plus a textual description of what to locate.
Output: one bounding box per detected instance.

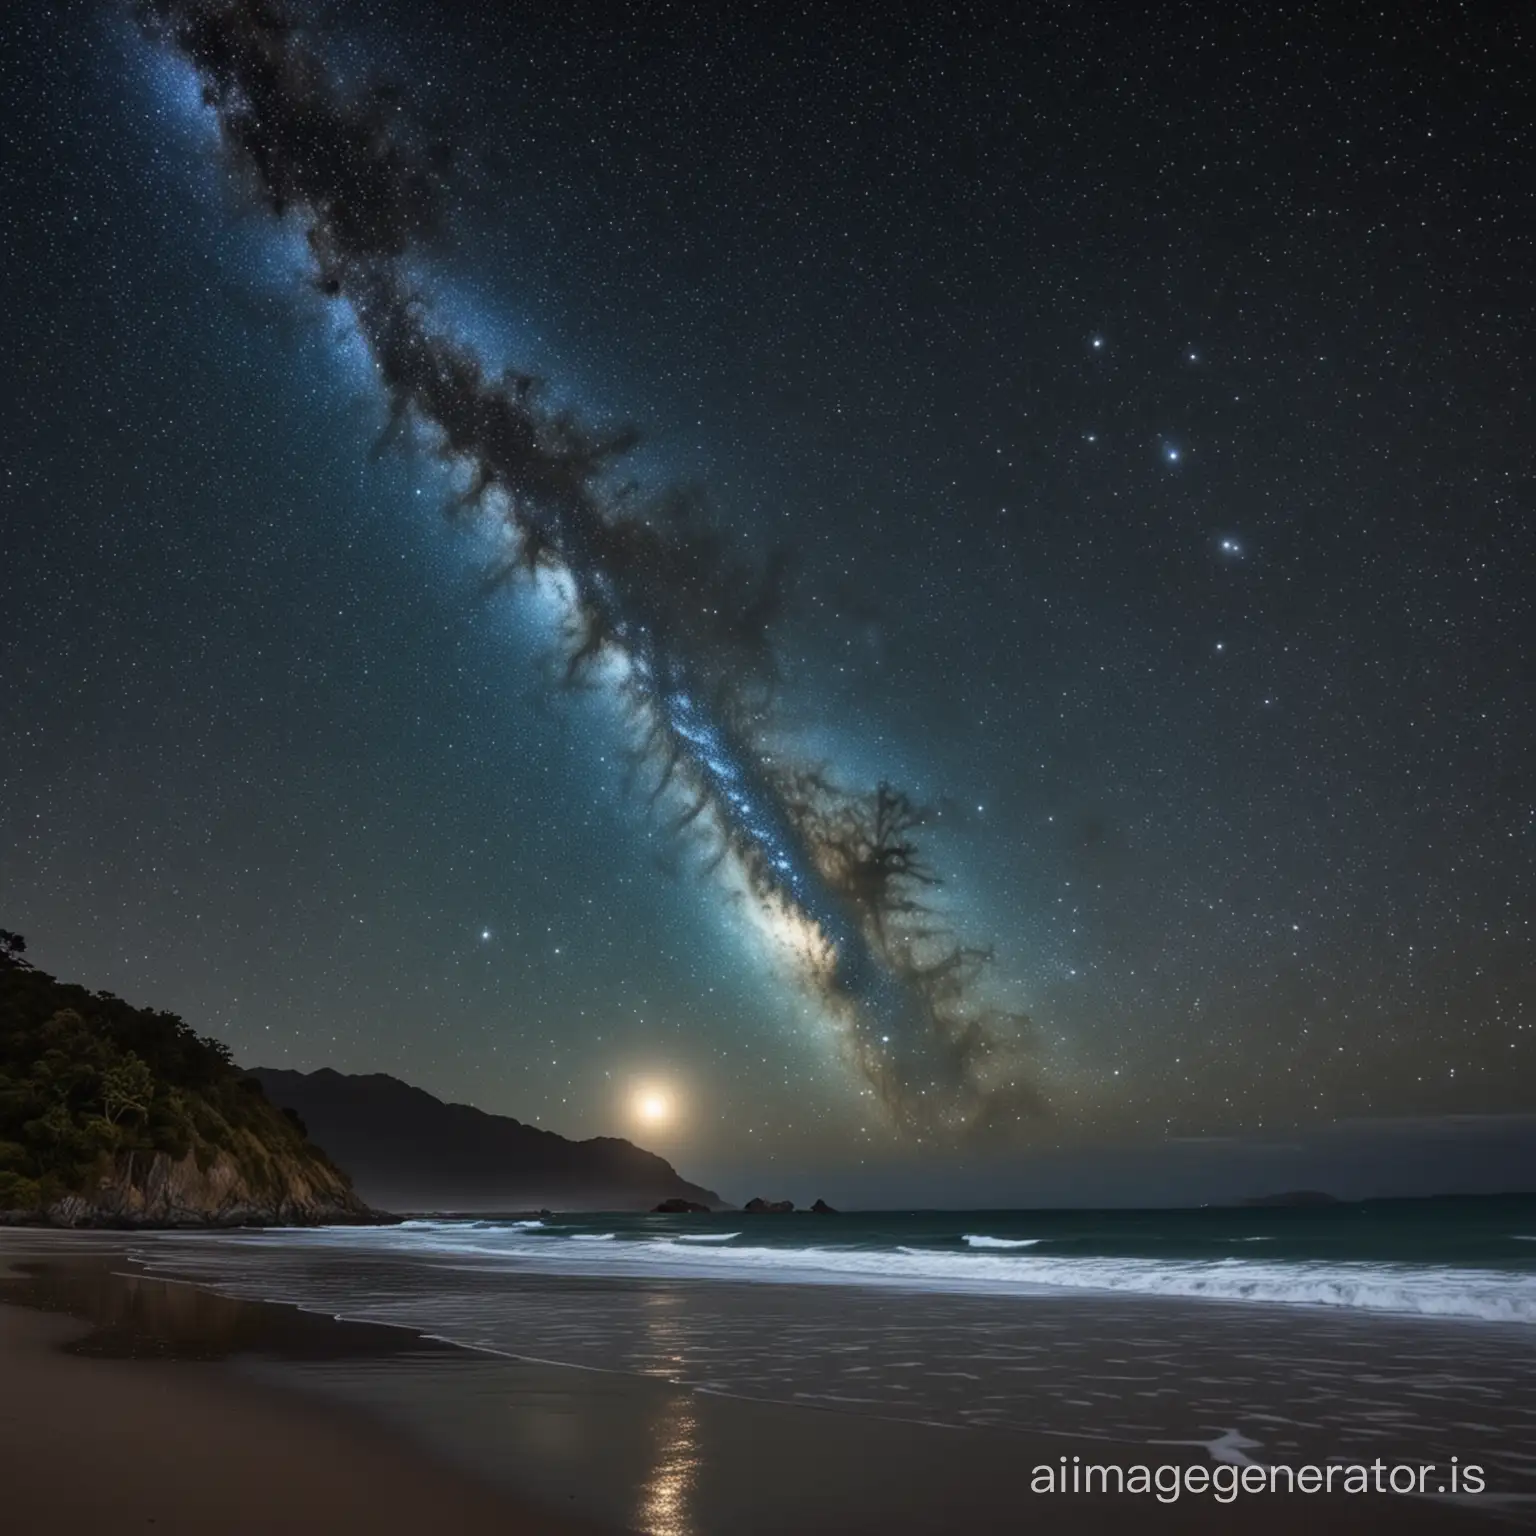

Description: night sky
[2,1,1531,1203]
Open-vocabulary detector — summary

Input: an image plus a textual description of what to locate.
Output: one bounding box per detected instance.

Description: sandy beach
[0,1297,592,1536]
[2,1232,1517,1535]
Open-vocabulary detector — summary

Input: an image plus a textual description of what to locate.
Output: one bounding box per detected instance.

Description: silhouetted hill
[248,1067,727,1211]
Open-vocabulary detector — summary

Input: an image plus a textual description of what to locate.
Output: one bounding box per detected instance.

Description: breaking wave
[362,1222,1536,1324]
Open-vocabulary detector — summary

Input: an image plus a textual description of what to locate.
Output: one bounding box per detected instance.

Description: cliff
[0,934,375,1227]
[33,1142,371,1228]
[250,1066,727,1211]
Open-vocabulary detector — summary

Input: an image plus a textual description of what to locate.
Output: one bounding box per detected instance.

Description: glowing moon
[634,1089,672,1126]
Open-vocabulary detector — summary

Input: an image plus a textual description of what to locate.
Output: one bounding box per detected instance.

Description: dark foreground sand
[0,1301,589,1535]
[0,1237,1509,1535]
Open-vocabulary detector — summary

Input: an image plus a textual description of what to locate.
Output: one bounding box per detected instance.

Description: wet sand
[0,1234,1510,1535]
[0,1300,591,1535]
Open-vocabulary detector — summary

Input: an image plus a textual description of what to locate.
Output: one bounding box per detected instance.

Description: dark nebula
[132,0,1034,1137]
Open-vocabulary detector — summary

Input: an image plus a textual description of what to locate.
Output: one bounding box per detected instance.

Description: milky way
[133,0,1036,1137]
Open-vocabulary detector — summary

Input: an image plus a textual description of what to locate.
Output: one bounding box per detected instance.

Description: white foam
[346,1223,1536,1324]
[567,1233,616,1241]
[963,1235,1041,1249]
[399,1218,545,1230]
[669,1233,741,1243]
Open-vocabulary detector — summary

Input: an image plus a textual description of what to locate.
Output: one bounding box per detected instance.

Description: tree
[0,930,30,970]
[102,1053,155,1127]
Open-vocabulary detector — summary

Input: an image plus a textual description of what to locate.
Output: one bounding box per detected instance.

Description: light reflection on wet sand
[637,1291,702,1536]
[640,1392,700,1536]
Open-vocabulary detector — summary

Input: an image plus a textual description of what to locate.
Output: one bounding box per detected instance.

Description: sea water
[146,1196,1536,1320]
[123,1196,1536,1503]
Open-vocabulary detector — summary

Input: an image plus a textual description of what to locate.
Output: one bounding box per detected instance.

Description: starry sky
[1,0,1531,1203]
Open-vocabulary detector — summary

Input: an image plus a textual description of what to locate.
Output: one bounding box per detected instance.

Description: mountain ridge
[249,1066,727,1212]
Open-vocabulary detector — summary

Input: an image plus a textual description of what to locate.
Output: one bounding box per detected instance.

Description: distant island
[1240,1190,1340,1208]
[251,1067,727,1212]
[0,932,372,1227]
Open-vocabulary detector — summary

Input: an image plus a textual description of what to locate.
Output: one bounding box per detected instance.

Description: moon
[634,1088,672,1126]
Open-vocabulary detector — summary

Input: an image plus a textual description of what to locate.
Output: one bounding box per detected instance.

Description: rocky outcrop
[652,1198,712,1214]
[743,1196,794,1214]
[810,1198,838,1214]
[1,1141,377,1229]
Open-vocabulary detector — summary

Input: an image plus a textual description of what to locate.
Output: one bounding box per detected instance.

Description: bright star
[1091,337,1103,349]
[480,929,491,941]
[1165,446,1181,462]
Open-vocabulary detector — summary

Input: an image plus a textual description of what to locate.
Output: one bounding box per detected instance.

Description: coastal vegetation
[0,931,367,1224]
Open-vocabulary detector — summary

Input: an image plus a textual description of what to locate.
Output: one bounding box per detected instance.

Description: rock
[743,1196,794,1214]
[652,1198,712,1213]
[810,1198,838,1214]
[1,1146,381,1230]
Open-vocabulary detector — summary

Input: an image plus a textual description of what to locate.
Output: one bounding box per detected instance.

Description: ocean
[117,1196,1536,1517]
[140,1196,1536,1320]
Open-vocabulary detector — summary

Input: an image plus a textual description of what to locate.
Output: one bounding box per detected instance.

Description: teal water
[528,1194,1536,1271]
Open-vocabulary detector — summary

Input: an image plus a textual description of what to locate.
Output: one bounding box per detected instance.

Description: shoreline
[1,1233,1516,1534]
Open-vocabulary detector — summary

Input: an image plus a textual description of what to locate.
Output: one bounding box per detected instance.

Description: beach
[3,1227,1526,1534]
[0,1294,581,1535]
